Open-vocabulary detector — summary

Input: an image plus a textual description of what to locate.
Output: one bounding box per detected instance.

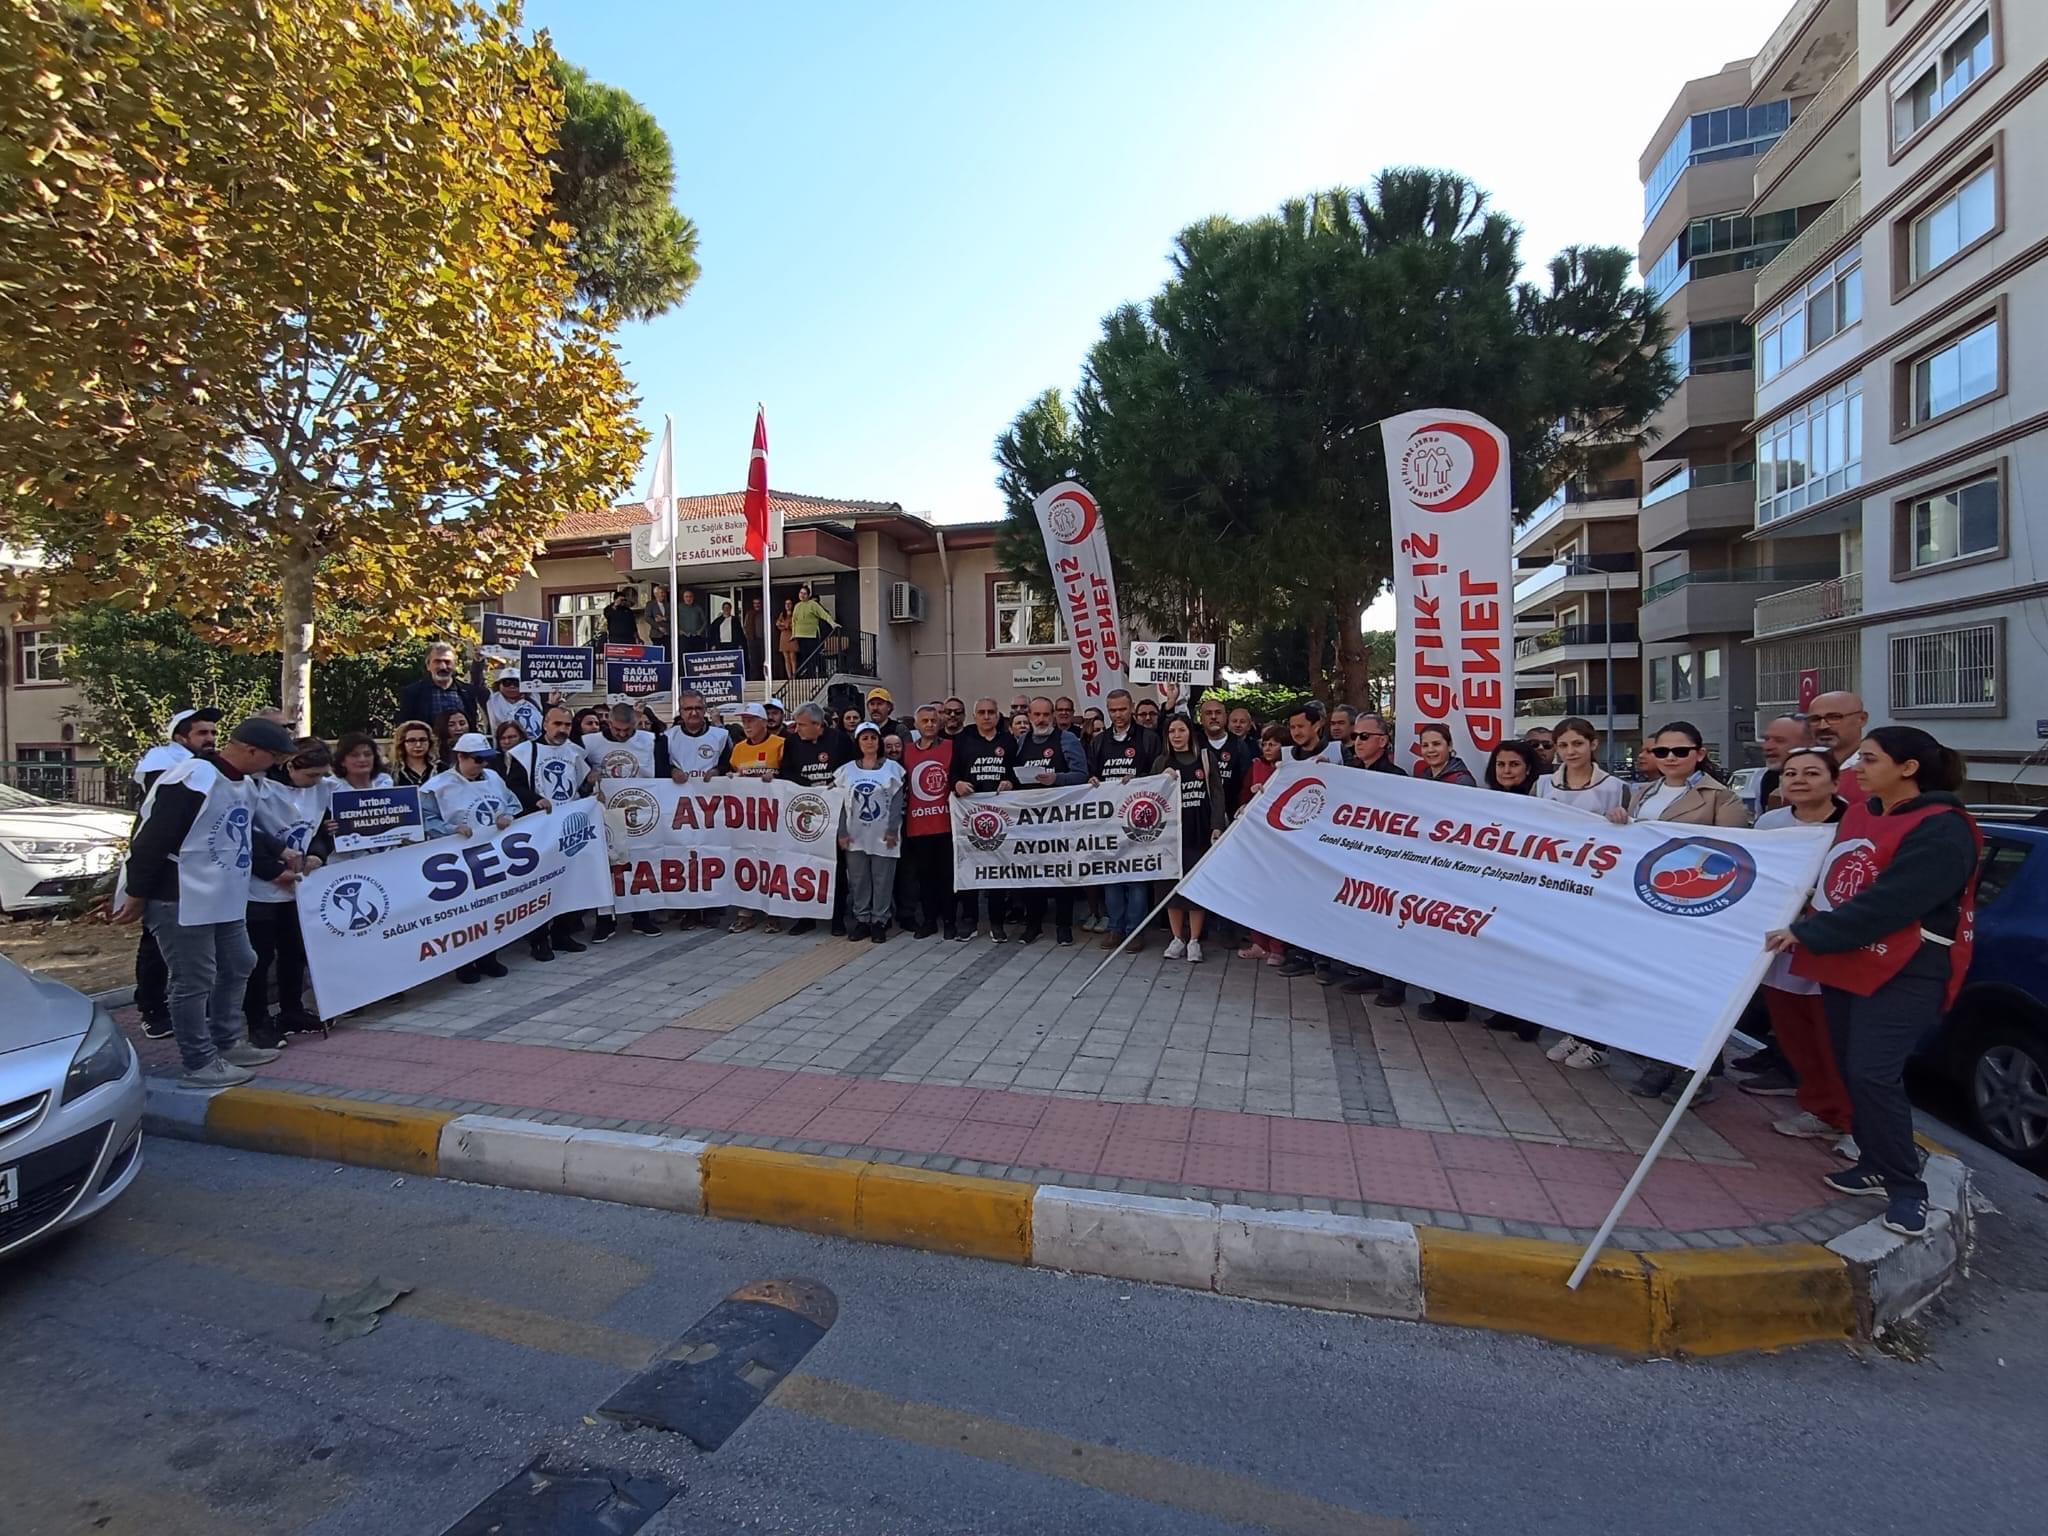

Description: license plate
[0,1166,17,1214]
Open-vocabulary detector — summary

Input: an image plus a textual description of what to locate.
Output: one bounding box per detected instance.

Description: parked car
[1,954,144,1258]
[0,783,132,915]
[1915,817,2048,1170]
[1726,767,1764,805]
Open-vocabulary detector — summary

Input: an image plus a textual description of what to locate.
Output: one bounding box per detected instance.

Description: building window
[1909,166,1996,283]
[1644,101,1792,224]
[1668,320,1753,378]
[1906,316,1999,430]
[1757,379,1863,526]
[990,580,1062,651]
[1700,648,1723,700]
[1758,248,1861,383]
[1649,656,1671,703]
[14,746,72,799]
[549,590,609,648]
[1890,619,2001,715]
[1671,652,1697,702]
[1900,470,2003,573]
[1893,10,1993,150]
[15,628,63,684]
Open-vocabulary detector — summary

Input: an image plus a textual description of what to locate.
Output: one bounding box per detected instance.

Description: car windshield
[0,784,52,811]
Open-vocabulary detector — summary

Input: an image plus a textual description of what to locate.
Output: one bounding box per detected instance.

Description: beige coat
[1626,775,1752,828]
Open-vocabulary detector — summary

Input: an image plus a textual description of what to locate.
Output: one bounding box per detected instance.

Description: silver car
[0,954,144,1258]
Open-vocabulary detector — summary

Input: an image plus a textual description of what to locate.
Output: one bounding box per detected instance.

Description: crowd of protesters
[117,624,1971,1239]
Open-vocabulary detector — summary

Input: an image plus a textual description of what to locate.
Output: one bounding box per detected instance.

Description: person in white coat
[423,733,518,984]
[834,722,905,943]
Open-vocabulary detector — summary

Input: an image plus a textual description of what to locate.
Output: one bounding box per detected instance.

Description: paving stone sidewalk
[123,922,1874,1252]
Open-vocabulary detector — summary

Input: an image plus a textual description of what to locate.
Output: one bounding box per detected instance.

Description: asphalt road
[3,1130,2044,1536]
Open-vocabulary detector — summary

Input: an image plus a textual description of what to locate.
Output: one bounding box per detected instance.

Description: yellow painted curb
[1644,1244,1854,1356]
[701,1145,862,1237]
[204,1087,451,1175]
[856,1162,1032,1263]
[1418,1228,1656,1353]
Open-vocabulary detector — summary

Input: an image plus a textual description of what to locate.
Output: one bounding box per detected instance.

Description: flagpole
[758,401,773,693]
[663,413,679,719]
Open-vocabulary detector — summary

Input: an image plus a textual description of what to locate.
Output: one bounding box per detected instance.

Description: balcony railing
[1514,623,1641,659]
[1643,563,1839,605]
[1641,460,1754,508]
[1754,180,1860,309]
[0,760,138,811]
[1752,50,1859,201]
[1519,693,1642,719]
[1752,570,1863,637]
[1515,551,1642,606]
[1752,0,1829,94]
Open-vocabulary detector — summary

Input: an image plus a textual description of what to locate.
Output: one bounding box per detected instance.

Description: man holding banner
[1009,696,1089,945]
[505,704,595,960]
[901,702,957,940]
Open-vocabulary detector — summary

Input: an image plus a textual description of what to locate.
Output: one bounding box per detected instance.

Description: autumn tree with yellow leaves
[0,0,648,728]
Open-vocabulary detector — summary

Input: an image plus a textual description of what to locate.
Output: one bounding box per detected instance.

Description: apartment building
[1636,61,1842,769]
[1744,0,2048,794]
[1511,463,1643,762]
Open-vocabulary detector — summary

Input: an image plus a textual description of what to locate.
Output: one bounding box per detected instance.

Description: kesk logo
[1809,837,1878,912]
[1395,419,1501,514]
[1044,487,1100,545]
[787,791,832,844]
[318,873,390,938]
[1632,837,1758,917]
[963,804,1012,854]
[1120,787,1171,844]
[609,787,661,837]
[1264,776,1328,833]
[556,809,598,860]
[913,758,949,800]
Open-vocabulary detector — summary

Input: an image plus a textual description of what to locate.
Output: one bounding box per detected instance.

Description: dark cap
[229,716,297,756]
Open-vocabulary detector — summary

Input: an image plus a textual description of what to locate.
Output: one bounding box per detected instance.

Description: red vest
[903,737,953,838]
[1792,799,1980,1007]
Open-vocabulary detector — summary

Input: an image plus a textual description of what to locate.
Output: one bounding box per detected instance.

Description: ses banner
[481,613,549,653]
[682,648,745,708]
[1031,481,1126,714]
[329,786,424,854]
[951,773,1182,891]
[1129,641,1216,688]
[601,778,843,918]
[606,660,673,698]
[521,645,595,693]
[300,809,612,1016]
[1381,410,1514,778]
[1180,764,1833,1070]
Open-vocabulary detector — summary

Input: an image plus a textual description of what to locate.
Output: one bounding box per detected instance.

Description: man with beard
[583,702,665,940]
[782,702,856,935]
[1087,688,1159,950]
[1009,695,1088,945]
[950,697,1017,941]
[506,704,596,959]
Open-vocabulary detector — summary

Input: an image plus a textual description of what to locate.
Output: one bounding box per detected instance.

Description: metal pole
[1603,569,1615,771]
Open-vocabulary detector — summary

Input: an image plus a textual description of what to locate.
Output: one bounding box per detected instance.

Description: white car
[0,954,144,1257]
[0,783,132,915]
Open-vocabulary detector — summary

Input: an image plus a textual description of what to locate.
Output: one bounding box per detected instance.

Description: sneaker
[1630,1064,1677,1099]
[592,915,617,944]
[142,1016,175,1041]
[1774,1111,1839,1139]
[1185,939,1203,963]
[1834,1134,1861,1161]
[1883,1193,1929,1238]
[1163,937,1187,960]
[476,955,510,979]
[529,939,555,963]
[1371,986,1406,1008]
[275,1012,324,1036]
[1264,950,1286,967]
[1056,927,1073,946]
[989,928,1008,944]
[1314,964,1342,987]
[1235,943,1266,961]
[630,914,662,937]
[1666,1076,1719,1106]
[247,1027,289,1052]
[1562,1042,1608,1071]
[181,1058,253,1088]
[1731,1044,1781,1075]
[220,1041,282,1067]
[763,918,785,934]
[554,933,587,954]
[1545,1035,1579,1063]
[1275,955,1315,978]
[915,924,937,940]
[789,919,817,936]
[1822,1167,1888,1198]
[1737,1066,1798,1097]
[950,927,971,942]
[728,913,755,933]
[1019,927,1042,945]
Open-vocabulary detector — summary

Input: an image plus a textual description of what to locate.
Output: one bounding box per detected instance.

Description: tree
[548,60,701,321]
[0,0,645,730]
[995,170,1674,705]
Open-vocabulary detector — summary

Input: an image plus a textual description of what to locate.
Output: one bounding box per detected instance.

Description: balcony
[1751,52,1859,215]
[1642,367,1754,463]
[1752,570,1863,637]
[1514,552,1640,617]
[1639,462,1757,551]
[1513,478,1641,556]
[1640,564,1839,643]
[1517,694,1642,727]
[1754,630,1860,724]
[1514,623,1641,668]
[1754,180,1859,310]
[1750,0,1855,104]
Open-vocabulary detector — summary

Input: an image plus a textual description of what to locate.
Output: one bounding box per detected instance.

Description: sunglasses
[1356,729,1387,740]
[1647,746,1699,758]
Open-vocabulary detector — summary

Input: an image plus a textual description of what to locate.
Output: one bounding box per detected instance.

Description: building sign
[631,502,785,568]
[1010,657,1064,689]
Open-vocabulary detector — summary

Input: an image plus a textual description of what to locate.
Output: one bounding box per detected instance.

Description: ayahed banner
[951,773,1183,891]
[1030,480,1127,714]
[300,808,612,1016]
[1381,409,1514,778]
[1178,763,1833,1070]
[601,778,843,917]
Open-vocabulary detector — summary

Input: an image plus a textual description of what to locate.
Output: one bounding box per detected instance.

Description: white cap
[854,721,881,737]
[737,702,768,720]
[496,667,521,684]
[167,708,198,738]
[451,732,498,757]
[765,696,785,712]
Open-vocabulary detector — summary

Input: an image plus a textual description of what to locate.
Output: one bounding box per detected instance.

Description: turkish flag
[743,407,771,561]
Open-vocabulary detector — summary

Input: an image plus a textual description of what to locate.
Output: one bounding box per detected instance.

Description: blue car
[1921,815,2048,1170]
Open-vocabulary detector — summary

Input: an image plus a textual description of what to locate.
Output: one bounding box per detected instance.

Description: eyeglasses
[1647,746,1699,758]
[1808,712,1863,725]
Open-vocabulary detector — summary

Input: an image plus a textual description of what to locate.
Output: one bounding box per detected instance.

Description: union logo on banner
[317,874,390,938]
[964,804,1012,854]
[1264,777,1328,833]
[1120,788,1172,844]
[1043,485,1101,545]
[1395,419,1503,513]
[786,792,833,844]
[609,787,662,837]
[1632,837,1759,918]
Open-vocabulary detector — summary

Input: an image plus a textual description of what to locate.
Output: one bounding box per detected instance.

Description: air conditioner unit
[888,581,927,623]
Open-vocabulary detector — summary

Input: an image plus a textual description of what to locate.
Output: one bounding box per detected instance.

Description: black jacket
[396,676,488,731]
[1088,724,1158,782]
[1351,753,1408,777]
[124,752,287,904]
[1203,730,1256,809]
[1792,792,1978,959]
[780,729,855,788]
[951,729,1015,794]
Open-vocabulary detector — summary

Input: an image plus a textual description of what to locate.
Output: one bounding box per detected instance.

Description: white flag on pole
[642,418,676,559]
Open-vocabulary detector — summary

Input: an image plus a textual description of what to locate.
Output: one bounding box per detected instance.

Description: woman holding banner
[1533,717,1627,816]
[1412,724,1477,787]
[1153,715,1226,963]
[1767,727,1978,1239]
[244,738,334,1045]
[332,733,392,793]
[423,733,518,983]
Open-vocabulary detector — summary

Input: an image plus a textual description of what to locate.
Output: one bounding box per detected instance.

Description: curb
[143,1083,1970,1356]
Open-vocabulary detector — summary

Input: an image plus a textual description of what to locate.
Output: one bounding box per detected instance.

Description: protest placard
[951,774,1183,891]
[602,643,667,662]
[328,786,425,854]
[520,644,595,693]
[602,778,843,919]
[606,660,673,698]
[1128,641,1216,687]
[481,613,549,653]
[682,648,745,707]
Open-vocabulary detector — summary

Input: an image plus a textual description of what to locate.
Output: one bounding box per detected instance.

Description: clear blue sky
[529,0,1792,527]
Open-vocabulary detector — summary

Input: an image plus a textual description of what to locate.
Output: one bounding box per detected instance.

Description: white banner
[301,808,613,1016]
[1381,410,1514,777]
[952,774,1182,891]
[631,498,784,568]
[601,778,842,917]
[1129,641,1215,687]
[1179,764,1833,1070]
[1031,480,1127,714]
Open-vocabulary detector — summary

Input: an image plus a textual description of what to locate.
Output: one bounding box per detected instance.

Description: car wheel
[1969,1023,2048,1171]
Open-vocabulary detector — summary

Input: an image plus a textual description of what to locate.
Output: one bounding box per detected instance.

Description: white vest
[665,723,729,782]
[520,740,588,806]
[487,692,544,741]
[145,757,258,926]
[133,741,192,788]
[425,767,514,835]
[583,729,656,781]
[249,777,328,904]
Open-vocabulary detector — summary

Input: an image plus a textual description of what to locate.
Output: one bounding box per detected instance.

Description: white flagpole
[663,414,679,719]
[758,402,773,692]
